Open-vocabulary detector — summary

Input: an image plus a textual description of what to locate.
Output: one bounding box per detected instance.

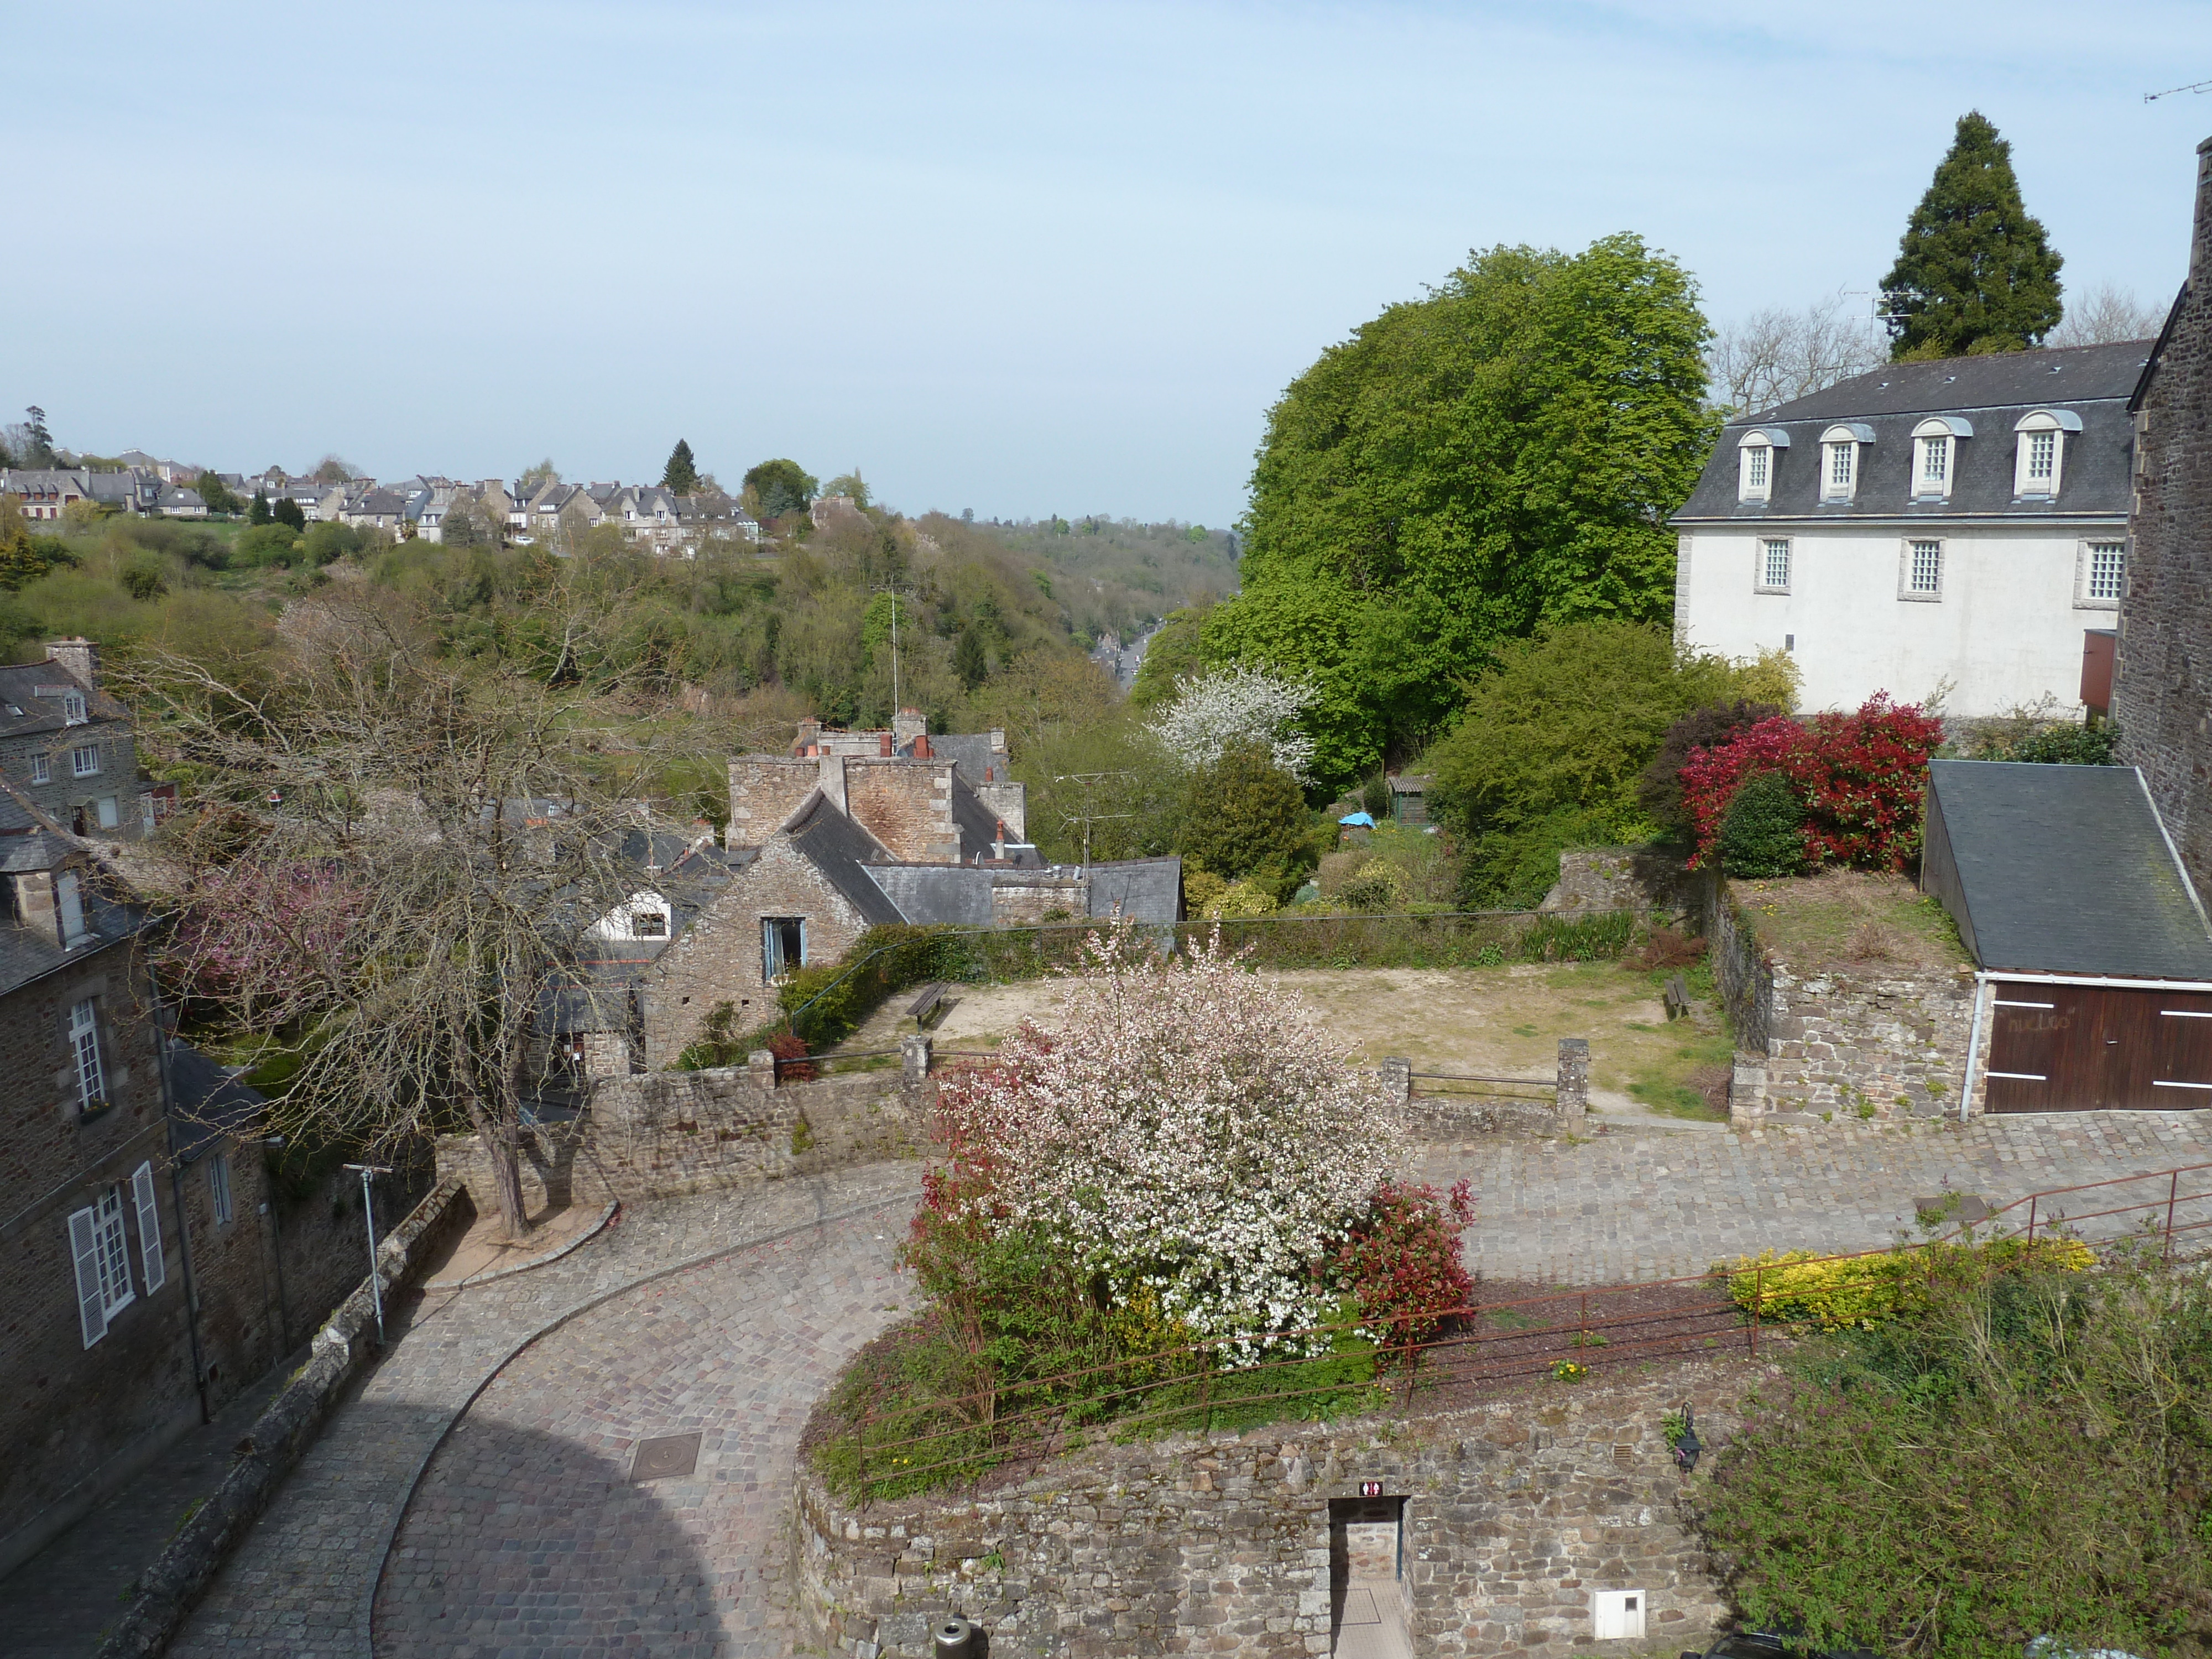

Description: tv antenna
[2145,78,2212,102]
[1052,770,1134,871]
[872,583,914,710]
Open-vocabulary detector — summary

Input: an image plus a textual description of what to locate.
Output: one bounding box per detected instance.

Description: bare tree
[1707,289,1884,416]
[2047,281,2166,347]
[127,601,681,1237]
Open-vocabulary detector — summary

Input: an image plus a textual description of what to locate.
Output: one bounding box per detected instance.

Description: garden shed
[1923,759,2212,1112]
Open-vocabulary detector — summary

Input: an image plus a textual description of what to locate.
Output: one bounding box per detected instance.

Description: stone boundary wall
[794,1367,1744,1659]
[92,1175,474,1659]
[1700,873,1981,1128]
[436,1063,928,1214]
[1540,847,1698,919]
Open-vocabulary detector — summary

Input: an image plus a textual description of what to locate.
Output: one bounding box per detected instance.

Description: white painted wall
[1676,521,2122,717]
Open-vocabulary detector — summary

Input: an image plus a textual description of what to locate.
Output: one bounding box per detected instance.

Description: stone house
[0,468,92,520]
[2117,134,2212,899]
[0,639,152,839]
[0,789,296,1577]
[1671,340,2151,718]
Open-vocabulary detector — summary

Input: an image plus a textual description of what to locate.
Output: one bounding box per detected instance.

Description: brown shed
[1924,759,2212,1113]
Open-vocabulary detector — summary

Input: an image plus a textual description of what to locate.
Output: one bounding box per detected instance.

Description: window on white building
[1828,443,1854,492]
[2012,409,2080,498]
[1818,424,1870,502]
[70,997,105,1105]
[1759,539,1791,592]
[2083,541,2126,605]
[1916,435,1950,494]
[1905,539,1944,598]
[1736,430,1782,502]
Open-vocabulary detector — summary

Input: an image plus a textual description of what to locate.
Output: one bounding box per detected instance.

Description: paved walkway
[138,1111,2212,1659]
[166,1165,920,1659]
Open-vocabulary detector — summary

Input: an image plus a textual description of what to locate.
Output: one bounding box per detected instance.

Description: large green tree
[1205,234,1717,791]
[661,439,700,494]
[1178,742,1312,896]
[1880,112,2064,359]
[743,457,817,520]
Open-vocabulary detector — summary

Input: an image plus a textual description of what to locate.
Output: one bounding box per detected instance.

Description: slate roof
[168,1043,265,1163]
[928,733,1012,786]
[1086,857,1183,922]
[784,791,906,927]
[0,660,127,739]
[0,865,147,999]
[1922,760,2212,979]
[949,772,1006,860]
[1672,341,2151,525]
[865,864,995,925]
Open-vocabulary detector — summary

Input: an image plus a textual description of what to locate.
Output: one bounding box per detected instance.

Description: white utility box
[1591,1588,1648,1640]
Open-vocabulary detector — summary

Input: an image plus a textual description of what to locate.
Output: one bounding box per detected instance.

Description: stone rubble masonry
[643,833,878,1067]
[842,757,961,864]
[794,1368,1739,1659]
[435,1062,925,1213]
[1702,873,1980,1129]
[988,870,1087,924]
[975,781,1027,843]
[1539,848,1699,919]
[90,1175,474,1659]
[728,756,825,849]
[2116,136,2212,899]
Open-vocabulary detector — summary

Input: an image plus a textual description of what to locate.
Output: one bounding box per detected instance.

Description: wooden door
[2151,988,2212,1108]
[1987,982,2212,1111]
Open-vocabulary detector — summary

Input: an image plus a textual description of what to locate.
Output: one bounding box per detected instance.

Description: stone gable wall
[842,759,959,863]
[726,757,821,848]
[794,1368,1743,1659]
[2116,139,2212,899]
[989,872,1086,924]
[642,839,877,1067]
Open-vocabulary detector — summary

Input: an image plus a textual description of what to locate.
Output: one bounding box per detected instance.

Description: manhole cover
[631,1432,703,1481]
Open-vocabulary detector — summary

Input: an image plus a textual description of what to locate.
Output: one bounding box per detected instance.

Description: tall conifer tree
[661,439,699,494]
[1880,112,2064,359]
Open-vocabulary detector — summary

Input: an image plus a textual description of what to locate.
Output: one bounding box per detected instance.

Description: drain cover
[631,1432,703,1481]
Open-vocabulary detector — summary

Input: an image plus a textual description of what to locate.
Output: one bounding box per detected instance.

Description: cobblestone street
[123,1109,2212,1659]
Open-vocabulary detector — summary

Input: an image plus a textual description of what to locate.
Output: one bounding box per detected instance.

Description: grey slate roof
[1672,341,2152,526]
[168,1043,265,1163]
[784,792,906,927]
[865,864,994,925]
[1086,857,1183,922]
[0,661,127,740]
[927,734,1012,786]
[1922,760,2212,979]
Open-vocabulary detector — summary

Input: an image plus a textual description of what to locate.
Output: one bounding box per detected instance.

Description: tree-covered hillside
[980,517,1240,649]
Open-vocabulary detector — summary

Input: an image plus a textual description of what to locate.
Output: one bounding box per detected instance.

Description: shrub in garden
[1717,770,1808,877]
[1720,1234,2094,1329]
[1339,860,1408,912]
[1638,697,1786,838]
[929,924,1400,1357]
[1701,1256,2212,1659]
[1178,741,1315,899]
[1323,1179,1475,1361]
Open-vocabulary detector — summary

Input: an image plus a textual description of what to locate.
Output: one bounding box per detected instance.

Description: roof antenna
[2143,77,2212,101]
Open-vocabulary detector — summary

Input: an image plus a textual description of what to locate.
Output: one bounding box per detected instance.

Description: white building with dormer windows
[1670,341,2152,718]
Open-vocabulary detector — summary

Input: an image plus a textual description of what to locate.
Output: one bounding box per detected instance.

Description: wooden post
[1750,1266,1762,1359]
[2027,1196,2038,1246]
[2167,1171,2180,1263]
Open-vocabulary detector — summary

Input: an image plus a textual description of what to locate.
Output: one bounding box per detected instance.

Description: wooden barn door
[1987,982,2212,1111]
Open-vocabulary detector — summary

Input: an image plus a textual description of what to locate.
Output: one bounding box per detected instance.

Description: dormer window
[1819,424,1874,503]
[63,692,86,724]
[2012,409,2081,499]
[1911,416,1973,501]
[633,910,668,938]
[1736,428,1787,503]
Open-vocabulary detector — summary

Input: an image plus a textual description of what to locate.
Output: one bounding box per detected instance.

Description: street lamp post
[343,1162,393,1347]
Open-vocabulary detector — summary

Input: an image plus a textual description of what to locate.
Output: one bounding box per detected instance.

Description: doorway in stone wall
[1329,1496,1412,1659]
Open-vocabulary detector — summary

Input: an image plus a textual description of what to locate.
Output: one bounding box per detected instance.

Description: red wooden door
[1987,983,2212,1111]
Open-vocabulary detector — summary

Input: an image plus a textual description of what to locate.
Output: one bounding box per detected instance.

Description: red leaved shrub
[1324,1178,1475,1367]
[766,1029,816,1081]
[1680,695,1944,874]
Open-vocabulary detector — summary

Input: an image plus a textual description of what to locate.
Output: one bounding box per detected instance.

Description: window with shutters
[70,997,105,1107]
[57,871,87,946]
[132,1162,166,1296]
[210,1150,234,1225]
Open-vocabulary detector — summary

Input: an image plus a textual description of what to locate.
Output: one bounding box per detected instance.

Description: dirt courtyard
[901,961,1733,1121]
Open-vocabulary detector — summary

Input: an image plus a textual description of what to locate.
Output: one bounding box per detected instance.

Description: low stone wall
[1700,874,1980,1128]
[93,1175,475,1659]
[437,1062,928,1213]
[795,1367,1743,1659]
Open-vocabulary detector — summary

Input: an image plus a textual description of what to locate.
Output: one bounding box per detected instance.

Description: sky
[4,2,2208,527]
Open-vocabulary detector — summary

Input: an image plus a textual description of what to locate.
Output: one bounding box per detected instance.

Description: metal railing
[822,1158,2212,1504]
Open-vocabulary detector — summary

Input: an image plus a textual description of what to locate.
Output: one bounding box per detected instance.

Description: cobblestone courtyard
[17,1109,2206,1658]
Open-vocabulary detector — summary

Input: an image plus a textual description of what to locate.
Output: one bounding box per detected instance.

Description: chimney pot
[44,637,97,689]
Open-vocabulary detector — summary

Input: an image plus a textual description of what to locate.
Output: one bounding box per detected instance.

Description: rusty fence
[822,1158,2212,1504]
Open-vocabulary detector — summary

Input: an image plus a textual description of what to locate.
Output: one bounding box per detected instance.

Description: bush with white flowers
[934,925,1401,1358]
[1145,663,1319,780]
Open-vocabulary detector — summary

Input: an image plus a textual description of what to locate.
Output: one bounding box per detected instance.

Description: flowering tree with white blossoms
[1146,663,1319,780]
[932,925,1401,1358]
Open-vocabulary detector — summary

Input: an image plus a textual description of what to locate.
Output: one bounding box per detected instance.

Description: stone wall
[794,1367,1744,1659]
[2115,138,2212,899]
[1539,848,1696,920]
[436,1060,926,1212]
[727,755,822,848]
[1700,874,1980,1128]
[842,758,961,864]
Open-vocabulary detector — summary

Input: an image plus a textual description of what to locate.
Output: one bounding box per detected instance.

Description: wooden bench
[906,983,946,1027]
[1662,974,1692,1021]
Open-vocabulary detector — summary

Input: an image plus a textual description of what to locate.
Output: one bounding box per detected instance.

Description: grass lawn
[919,956,1735,1123]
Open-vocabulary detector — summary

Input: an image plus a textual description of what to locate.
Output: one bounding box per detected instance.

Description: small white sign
[1592,1589,1647,1641]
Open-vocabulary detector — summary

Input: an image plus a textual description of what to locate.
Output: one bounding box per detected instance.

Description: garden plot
[922,960,1734,1123]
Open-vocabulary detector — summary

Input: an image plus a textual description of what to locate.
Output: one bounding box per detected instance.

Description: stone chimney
[44,637,97,688]
[794,717,822,753]
[2195,136,2212,279]
[891,707,926,750]
[817,752,848,813]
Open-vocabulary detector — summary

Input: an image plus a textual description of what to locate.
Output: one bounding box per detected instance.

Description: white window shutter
[132,1162,165,1294]
[69,1207,108,1348]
